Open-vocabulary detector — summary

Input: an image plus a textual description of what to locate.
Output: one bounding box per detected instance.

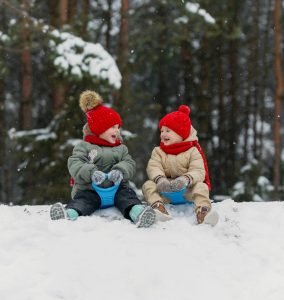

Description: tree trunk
[0,3,9,204]
[20,0,33,130]
[252,0,260,159]
[181,40,192,104]
[68,0,77,26]
[228,37,239,187]
[243,2,257,164]
[105,0,113,51]
[273,0,283,198]
[48,0,60,28]
[197,35,210,154]
[259,0,272,160]
[49,0,69,115]
[81,0,89,39]
[216,39,226,192]
[227,1,240,188]
[243,93,251,165]
[0,76,5,203]
[117,0,130,121]
[156,4,168,120]
[59,0,68,27]
[52,84,68,115]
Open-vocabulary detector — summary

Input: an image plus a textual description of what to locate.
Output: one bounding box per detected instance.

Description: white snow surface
[0,199,283,300]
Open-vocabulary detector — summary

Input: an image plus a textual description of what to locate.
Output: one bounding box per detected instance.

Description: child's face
[160,126,183,145]
[99,124,120,143]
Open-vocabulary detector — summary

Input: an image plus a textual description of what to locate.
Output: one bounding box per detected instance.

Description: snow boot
[203,210,219,226]
[50,203,79,221]
[195,206,219,226]
[152,201,172,222]
[50,203,66,220]
[129,205,156,228]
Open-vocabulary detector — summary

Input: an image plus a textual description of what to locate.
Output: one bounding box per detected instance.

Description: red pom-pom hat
[159,105,191,140]
[79,90,122,136]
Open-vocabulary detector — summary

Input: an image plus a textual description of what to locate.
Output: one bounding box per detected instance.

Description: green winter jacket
[68,141,136,198]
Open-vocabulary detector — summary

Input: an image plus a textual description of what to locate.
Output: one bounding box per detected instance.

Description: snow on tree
[49,30,122,89]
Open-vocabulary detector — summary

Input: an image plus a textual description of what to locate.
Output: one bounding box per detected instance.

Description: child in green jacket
[50,90,155,228]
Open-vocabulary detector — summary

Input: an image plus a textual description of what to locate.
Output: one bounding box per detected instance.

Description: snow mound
[0,200,283,300]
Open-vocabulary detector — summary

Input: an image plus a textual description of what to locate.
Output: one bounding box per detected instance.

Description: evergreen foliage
[0,0,282,204]
[232,159,274,202]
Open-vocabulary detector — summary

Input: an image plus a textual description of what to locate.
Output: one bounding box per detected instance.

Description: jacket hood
[184,126,198,142]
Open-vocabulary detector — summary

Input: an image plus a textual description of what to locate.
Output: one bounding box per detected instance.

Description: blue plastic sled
[91,173,120,209]
[160,187,193,205]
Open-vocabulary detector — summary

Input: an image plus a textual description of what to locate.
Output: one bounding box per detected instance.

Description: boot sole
[50,203,67,220]
[136,207,156,228]
[154,209,172,222]
[203,210,219,226]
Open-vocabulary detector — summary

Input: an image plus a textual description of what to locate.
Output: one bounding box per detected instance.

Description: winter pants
[142,180,211,209]
[66,183,141,220]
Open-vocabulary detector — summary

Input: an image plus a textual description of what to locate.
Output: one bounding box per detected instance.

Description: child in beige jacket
[142,105,218,226]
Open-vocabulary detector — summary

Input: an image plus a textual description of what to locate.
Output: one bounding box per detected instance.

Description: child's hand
[156,177,171,192]
[91,171,106,185]
[170,176,190,191]
[108,169,123,184]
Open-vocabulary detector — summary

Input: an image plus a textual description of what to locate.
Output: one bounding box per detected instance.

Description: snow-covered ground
[0,199,283,300]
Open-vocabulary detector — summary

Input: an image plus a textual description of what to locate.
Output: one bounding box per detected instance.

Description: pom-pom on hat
[159,105,191,140]
[79,90,122,136]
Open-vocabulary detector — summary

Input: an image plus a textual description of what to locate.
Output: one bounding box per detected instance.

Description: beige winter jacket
[147,126,205,183]
[142,126,211,208]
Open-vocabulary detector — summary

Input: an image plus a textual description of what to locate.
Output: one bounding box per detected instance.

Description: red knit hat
[79,90,122,136]
[159,105,191,139]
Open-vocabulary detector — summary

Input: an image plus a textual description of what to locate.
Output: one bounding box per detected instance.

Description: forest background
[0,0,283,205]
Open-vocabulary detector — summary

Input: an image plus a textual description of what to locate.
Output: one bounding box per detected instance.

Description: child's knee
[190,182,210,208]
[142,180,164,205]
[142,180,156,192]
[191,182,209,196]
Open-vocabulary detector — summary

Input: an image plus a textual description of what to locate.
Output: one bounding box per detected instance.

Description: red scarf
[84,135,122,147]
[160,141,211,190]
[69,135,122,186]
